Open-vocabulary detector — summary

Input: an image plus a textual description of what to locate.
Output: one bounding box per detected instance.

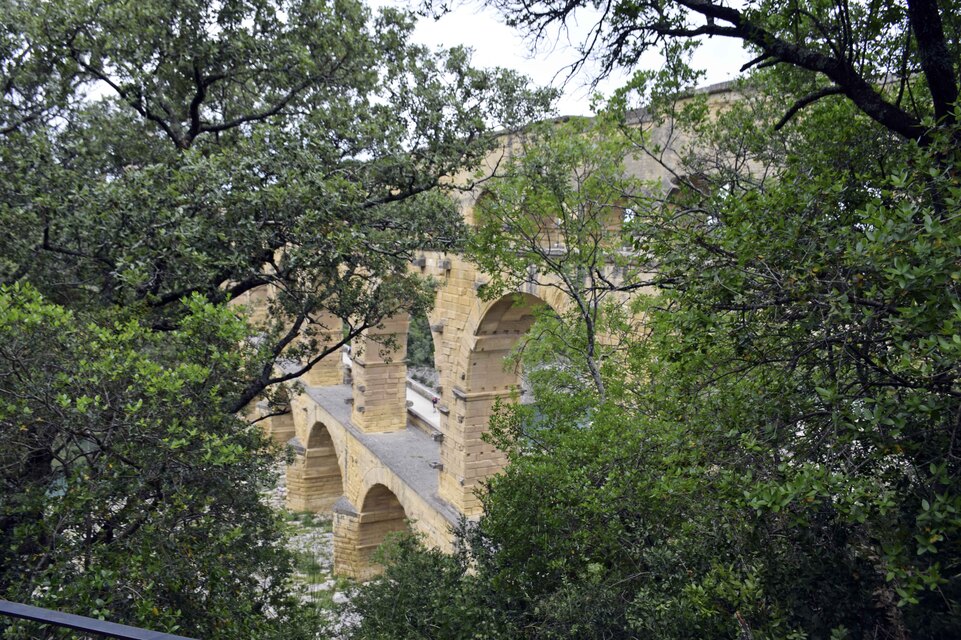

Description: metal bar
[0,600,195,640]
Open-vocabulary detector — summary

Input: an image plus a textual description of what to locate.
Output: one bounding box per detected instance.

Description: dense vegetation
[4,0,960,637]
[406,313,436,371]
[0,0,548,636]
[348,0,961,638]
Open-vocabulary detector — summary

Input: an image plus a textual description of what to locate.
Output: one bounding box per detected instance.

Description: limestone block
[301,356,342,387]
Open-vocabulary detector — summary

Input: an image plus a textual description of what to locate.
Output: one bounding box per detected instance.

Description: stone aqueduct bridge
[241,83,738,579]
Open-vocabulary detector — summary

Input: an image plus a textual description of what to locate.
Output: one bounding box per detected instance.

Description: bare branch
[774,85,845,130]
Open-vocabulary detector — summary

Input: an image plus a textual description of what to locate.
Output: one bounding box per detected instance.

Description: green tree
[616,77,961,635]
[474,0,958,145]
[404,1,961,636]
[345,531,509,639]
[0,0,552,413]
[0,285,320,638]
[0,0,552,633]
[351,64,961,640]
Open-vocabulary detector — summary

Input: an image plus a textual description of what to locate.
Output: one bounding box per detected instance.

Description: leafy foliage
[345,532,508,640]
[0,0,552,634]
[473,0,960,146]
[350,69,961,640]
[0,285,322,638]
[0,0,554,412]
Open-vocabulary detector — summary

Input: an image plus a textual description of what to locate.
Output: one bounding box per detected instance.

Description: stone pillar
[241,396,296,445]
[332,498,363,578]
[350,315,409,433]
[264,410,296,445]
[299,311,344,387]
[438,388,512,516]
[439,333,518,515]
[238,395,262,424]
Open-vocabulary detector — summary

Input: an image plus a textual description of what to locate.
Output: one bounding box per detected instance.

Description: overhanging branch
[774,85,845,130]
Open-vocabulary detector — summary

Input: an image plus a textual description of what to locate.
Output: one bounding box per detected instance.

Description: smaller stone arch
[465,187,497,227]
[359,484,409,547]
[286,420,344,513]
[465,293,548,393]
[335,483,410,579]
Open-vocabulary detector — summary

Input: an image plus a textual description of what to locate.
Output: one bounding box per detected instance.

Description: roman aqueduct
[240,83,737,579]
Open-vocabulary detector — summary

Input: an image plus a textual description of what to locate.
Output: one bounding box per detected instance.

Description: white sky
[379,1,752,116]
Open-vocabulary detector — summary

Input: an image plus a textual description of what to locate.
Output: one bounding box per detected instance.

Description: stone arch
[286,420,344,513]
[439,291,559,515]
[464,293,550,394]
[335,482,410,579]
[359,484,409,543]
[464,187,496,227]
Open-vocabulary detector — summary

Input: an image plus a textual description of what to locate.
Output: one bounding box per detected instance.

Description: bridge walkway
[302,384,460,526]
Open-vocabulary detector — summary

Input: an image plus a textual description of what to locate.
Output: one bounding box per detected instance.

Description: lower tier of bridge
[283,383,462,579]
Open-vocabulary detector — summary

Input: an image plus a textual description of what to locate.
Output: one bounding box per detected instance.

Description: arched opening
[286,421,343,513]
[406,311,438,392]
[472,188,562,251]
[357,484,409,568]
[466,293,549,396]
[439,293,553,515]
[467,188,496,227]
[406,311,440,434]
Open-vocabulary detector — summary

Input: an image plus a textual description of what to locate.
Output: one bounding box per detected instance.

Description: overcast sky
[380,1,752,115]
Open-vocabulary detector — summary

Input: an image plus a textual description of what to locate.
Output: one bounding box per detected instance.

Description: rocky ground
[264,466,354,631]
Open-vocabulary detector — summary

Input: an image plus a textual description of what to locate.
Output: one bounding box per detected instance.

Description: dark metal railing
[0,600,195,640]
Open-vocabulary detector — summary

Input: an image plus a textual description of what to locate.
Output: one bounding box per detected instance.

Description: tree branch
[774,85,845,130]
[198,77,314,136]
[668,0,931,143]
[905,0,958,124]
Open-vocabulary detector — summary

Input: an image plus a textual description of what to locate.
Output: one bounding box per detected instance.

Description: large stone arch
[438,291,561,515]
[463,293,552,391]
[334,482,410,580]
[286,420,344,512]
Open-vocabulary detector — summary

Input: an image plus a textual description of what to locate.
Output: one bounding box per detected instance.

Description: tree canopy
[0,285,315,638]
[350,0,961,637]
[0,0,551,634]
[1,0,552,412]
[473,0,959,145]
